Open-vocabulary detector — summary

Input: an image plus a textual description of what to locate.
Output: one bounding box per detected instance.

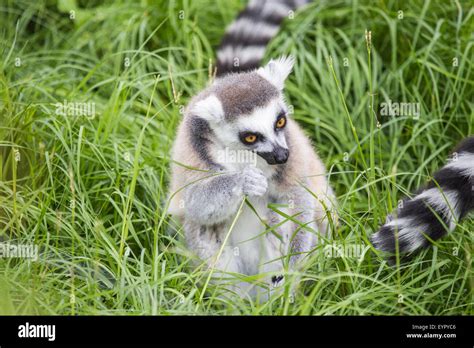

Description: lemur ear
[192,95,224,123]
[257,55,295,90]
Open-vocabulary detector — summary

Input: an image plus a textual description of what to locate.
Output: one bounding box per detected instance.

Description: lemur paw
[242,166,268,197]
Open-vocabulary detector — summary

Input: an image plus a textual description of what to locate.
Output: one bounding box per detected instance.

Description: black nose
[273,147,289,164]
[258,147,289,165]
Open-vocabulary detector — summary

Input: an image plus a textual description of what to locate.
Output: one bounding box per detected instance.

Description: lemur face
[191,56,294,166]
[232,98,290,165]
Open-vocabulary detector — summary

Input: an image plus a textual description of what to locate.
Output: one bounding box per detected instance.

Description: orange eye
[244,134,257,143]
[276,116,286,128]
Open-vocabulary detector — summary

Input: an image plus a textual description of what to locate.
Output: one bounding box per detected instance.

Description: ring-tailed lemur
[168,0,336,298]
[371,137,474,261]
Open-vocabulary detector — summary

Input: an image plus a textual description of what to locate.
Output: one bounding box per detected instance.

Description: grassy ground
[0,0,472,315]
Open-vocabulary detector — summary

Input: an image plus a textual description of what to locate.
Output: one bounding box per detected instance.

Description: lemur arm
[184,172,244,225]
[287,185,317,266]
[184,166,267,225]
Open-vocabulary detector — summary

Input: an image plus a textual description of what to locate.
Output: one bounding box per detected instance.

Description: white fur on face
[206,97,288,153]
[235,98,288,153]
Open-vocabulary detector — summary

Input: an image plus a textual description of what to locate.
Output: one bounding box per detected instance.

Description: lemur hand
[242,166,268,197]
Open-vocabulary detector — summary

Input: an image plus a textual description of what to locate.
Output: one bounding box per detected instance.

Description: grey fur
[168,2,336,300]
[287,184,318,264]
[170,87,337,299]
[184,172,245,225]
[188,116,223,169]
[183,71,282,176]
[184,166,268,225]
[215,73,279,119]
[193,72,280,120]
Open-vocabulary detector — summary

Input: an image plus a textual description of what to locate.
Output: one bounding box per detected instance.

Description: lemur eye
[239,131,263,145]
[244,134,257,144]
[275,115,286,129]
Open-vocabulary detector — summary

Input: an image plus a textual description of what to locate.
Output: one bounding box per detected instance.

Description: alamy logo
[18,322,56,341]
[55,99,96,118]
[380,99,420,118]
[323,242,367,260]
[216,148,257,166]
[0,242,38,261]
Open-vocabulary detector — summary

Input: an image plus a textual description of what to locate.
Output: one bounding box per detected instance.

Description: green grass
[0,0,472,315]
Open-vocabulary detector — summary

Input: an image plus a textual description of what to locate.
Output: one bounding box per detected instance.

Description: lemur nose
[257,146,289,165]
[274,147,289,164]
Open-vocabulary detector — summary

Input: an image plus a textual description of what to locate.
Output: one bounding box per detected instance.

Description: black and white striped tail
[216,0,311,76]
[371,137,474,258]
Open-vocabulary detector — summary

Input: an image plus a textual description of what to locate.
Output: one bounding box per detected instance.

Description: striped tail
[371,136,474,258]
[216,0,311,76]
